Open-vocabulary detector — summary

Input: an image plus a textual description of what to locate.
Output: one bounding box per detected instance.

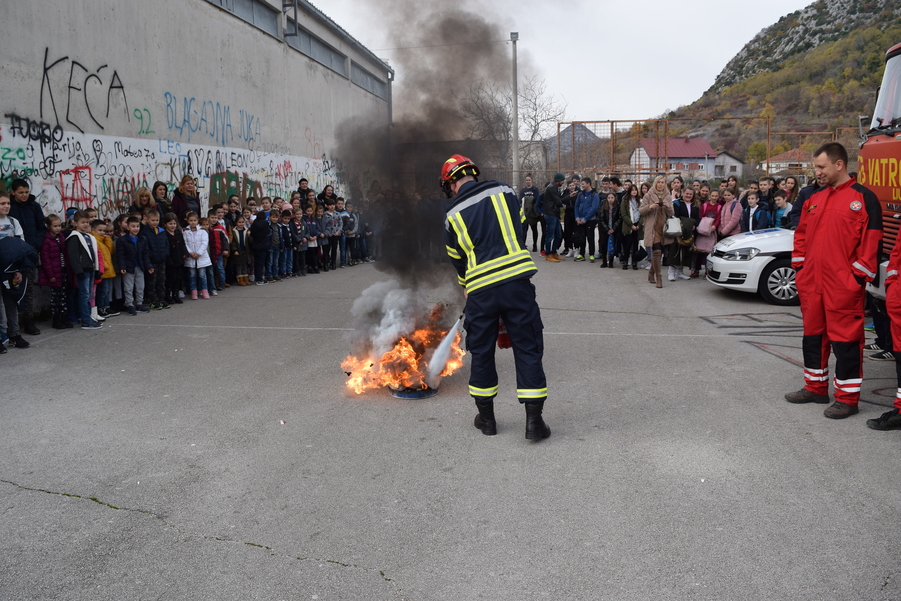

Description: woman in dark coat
[171,176,200,227]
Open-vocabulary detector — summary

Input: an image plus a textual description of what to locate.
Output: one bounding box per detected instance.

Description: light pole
[511,32,519,190]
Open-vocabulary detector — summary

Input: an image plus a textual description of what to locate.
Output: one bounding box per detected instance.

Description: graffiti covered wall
[1,1,390,218]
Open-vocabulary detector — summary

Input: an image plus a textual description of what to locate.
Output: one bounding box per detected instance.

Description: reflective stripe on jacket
[445,180,537,294]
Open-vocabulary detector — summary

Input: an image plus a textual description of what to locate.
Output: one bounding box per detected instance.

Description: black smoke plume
[335,0,520,288]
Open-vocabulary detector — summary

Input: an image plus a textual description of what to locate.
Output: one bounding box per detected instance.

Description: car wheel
[758,258,799,306]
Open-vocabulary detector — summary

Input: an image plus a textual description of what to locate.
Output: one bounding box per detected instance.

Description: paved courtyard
[3,258,901,600]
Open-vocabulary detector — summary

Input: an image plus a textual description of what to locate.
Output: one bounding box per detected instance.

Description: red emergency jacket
[792,177,882,291]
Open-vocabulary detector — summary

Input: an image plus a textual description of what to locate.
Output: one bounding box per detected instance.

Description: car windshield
[873,54,901,128]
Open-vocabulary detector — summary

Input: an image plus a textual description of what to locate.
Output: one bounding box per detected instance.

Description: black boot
[524,401,551,440]
[22,317,40,336]
[474,399,497,435]
[52,314,69,330]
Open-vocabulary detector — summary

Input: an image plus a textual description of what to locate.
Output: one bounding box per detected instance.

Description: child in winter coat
[38,215,70,329]
[717,188,743,238]
[302,205,321,274]
[741,192,770,233]
[164,213,187,304]
[91,219,117,318]
[141,210,170,309]
[183,212,211,299]
[115,215,154,314]
[65,210,102,329]
[292,208,308,276]
[229,215,252,285]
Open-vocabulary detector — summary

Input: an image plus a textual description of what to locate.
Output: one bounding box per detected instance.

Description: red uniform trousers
[885,283,901,410]
[799,283,865,405]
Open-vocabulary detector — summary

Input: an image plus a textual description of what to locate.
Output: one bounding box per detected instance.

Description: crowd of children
[0,176,375,351]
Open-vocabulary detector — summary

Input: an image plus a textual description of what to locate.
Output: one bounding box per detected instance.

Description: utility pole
[511,32,519,190]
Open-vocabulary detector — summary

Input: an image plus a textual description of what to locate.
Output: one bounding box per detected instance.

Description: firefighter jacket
[445,180,537,294]
[792,177,882,291]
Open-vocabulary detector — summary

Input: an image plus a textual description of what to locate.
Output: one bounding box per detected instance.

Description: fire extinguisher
[497,317,512,349]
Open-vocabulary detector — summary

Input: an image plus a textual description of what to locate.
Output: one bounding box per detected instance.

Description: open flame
[342,306,465,395]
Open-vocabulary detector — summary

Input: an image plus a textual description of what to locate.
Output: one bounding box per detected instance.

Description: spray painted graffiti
[164,92,261,148]
[39,47,130,133]
[0,121,343,219]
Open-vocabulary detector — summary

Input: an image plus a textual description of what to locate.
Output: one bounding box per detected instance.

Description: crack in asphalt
[1,479,405,600]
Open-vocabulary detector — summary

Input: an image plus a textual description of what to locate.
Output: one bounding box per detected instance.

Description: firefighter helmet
[440,154,480,198]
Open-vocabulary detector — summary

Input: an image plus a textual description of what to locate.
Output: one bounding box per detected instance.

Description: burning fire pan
[388,385,439,400]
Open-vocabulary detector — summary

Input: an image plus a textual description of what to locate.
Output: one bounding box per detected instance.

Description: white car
[705,228,799,305]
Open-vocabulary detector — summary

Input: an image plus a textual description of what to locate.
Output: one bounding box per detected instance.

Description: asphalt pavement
[3,255,901,601]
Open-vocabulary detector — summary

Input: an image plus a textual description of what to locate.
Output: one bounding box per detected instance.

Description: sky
[321,0,814,122]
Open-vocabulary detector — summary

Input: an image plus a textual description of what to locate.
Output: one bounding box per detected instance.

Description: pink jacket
[717,199,742,237]
[38,232,67,287]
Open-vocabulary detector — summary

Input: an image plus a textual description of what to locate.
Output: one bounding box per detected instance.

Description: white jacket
[183,227,212,268]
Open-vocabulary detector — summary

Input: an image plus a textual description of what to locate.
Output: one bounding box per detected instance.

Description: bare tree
[518,75,567,173]
[457,76,567,174]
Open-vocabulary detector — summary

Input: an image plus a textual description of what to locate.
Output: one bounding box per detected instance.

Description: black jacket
[672,198,700,226]
[141,223,170,263]
[597,202,622,233]
[250,215,271,251]
[165,229,188,267]
[8,194,46,251]
[543,183,564,217]
[788,183,821,229]
[115,234,153,273]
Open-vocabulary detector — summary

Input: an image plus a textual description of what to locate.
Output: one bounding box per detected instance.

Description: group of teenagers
[519,172,807,287]
[0,175,373,350]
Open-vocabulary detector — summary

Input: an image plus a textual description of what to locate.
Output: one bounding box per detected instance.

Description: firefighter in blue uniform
[440,154,550,441]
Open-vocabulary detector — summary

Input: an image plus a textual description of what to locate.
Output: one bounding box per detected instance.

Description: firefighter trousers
[800,284,865,405]
[464,278,547,403]
[884,284,901,410]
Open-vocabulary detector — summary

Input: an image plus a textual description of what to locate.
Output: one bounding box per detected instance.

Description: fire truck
[862,41,901,300]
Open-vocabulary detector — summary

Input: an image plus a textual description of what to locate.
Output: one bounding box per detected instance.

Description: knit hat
[65,208,78,220]
[553,173,565,182]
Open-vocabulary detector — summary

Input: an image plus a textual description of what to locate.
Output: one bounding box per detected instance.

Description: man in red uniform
[785,142,882,419]
[867,244,901,429]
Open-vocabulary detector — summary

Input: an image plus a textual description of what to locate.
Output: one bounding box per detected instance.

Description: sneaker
[102,307,121,318]
[784,388,830,404]
[10,335,30,348]
[676,271,691,280]
[540,251,547,257]
[869,350,895,361]
[210,290,218,296]
[152,302,164,310]
[864,343,882,352]
[588,255,595,263]
[0,342,6,354]
[178,290,186,298]
[867,408,901,430]
[566,249,574,258]
[864,320,875,332]
[594,253,602,260]
[824,401,859,419]
[81,320,102,330]
[126,306,137,316]
[136,305,150,313]
[255,280,265,286]
[574,255,585,262]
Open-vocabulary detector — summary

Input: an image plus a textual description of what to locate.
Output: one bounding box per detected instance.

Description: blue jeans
[280,247,293,274]
[187,267,207,292]
[215,255,226,288]
[205,265,215,292]
[75,272,93,323]
[95,278,111,309]
[543,215,561,254]
[339,235,347,266]
[267,248,279,278]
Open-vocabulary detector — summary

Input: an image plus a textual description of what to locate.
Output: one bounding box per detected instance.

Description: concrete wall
[0,0,391,218]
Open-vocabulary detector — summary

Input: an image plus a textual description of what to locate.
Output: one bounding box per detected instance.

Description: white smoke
[346,279,429,359]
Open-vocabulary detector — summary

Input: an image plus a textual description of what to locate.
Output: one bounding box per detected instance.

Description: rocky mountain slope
[714,0,901,91]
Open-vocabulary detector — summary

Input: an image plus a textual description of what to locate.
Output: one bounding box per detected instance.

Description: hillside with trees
[667,19,901,168]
